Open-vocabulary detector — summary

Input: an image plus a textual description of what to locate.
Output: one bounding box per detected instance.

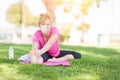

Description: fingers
[29,51,36,58]
[29,48,37,54]
[29,50,40,58]
[32,48,37,51]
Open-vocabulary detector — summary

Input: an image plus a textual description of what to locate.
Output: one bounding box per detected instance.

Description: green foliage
[25,11,38,26]
[0,43,120,80]
[6,2,38,27]
[6,2,22,26]
[59,25,71,42]
[80,0,94,15]
[55,0,63,5]
[77,23,90,32]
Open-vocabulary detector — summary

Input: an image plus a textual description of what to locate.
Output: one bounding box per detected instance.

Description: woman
[29,13,81,64]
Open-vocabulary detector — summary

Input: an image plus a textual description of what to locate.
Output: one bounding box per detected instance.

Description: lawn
[0,43,120,80]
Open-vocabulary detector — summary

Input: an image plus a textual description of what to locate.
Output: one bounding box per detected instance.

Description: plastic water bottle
[9,46,14,59]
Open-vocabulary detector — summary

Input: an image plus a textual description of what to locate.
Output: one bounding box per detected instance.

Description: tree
[6,1,37,27]
[6,1,38,43]
[80,0,107,43]
[80,0,94,43]
[77,23,90,32]
[42,0,71,24]
[42,0,107,43]
[42,0,56,24]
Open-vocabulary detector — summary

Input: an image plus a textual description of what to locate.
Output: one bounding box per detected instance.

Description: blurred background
[0,0,120,48]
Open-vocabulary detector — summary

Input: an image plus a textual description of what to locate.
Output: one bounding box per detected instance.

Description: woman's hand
[35,50,42,57]
[29,49,42,57]
[29,50,35,57]
[29,48,38,57]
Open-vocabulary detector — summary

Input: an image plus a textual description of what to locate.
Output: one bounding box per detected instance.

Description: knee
[73,52,81,59]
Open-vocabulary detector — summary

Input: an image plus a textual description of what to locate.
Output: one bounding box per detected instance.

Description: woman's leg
[47,55,74,62]
[37,56,43,64]
[30,52,52,64]
[37,52,52,64]
[47,50,81,62]
[30,55,38,64]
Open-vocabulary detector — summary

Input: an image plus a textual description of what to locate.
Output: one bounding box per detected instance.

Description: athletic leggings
[41,50,81,62]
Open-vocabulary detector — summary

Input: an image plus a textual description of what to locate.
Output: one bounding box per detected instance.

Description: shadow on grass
[17,65,63,80]
[17,58,119,80]
[0,43,120,80]
[0,58,19,64]
[60,44,120,58]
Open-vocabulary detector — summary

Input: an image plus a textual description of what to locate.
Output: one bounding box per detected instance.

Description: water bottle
[9,46,14,59]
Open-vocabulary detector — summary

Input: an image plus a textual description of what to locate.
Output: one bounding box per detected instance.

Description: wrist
[38,50,42,56]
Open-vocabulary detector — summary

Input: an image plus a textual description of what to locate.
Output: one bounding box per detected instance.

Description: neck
[42,32,49,37]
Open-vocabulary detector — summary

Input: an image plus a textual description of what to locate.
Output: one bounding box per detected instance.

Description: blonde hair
[38,13,52,26]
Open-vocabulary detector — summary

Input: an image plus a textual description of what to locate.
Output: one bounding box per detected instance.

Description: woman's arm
[29,42,39,56]
[32,42,39,50]
[38,34,59,56]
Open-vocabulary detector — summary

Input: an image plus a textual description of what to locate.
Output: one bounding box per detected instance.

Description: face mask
[41,26,49,33]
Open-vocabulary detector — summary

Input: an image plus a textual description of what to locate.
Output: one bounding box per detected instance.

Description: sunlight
[83,51,108,59]
[0,64,32,80]
[0,49,8,52]
[83,74,99,80]
[0,0,120,46]
[63,73,100,80]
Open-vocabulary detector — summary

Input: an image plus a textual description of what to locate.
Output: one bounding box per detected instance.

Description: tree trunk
[42,0,56,24]
[21,0,27,43]
[81,13,85,43]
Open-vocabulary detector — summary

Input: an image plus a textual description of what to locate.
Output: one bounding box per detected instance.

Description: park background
[0,0,120,80]
[0,0,120,48]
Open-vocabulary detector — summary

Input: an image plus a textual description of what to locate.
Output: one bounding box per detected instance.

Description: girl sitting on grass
[29,13,81,64]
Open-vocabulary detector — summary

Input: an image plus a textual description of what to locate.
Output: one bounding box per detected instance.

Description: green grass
[0,43,120,80]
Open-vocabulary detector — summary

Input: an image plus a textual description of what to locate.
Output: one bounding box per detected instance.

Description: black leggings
[41,50,81,62]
